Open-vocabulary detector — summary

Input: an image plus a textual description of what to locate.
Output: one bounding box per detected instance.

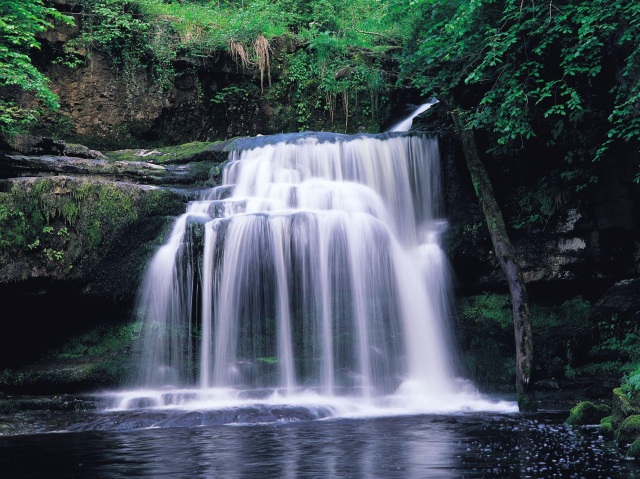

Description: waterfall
[121,131,514,413]
[387,100,438,132]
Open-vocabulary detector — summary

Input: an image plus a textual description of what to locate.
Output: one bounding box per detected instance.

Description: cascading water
[115,130,515,415]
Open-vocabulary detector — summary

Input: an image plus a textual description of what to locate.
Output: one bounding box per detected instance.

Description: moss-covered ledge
[0,176,184,297]
[613,388,640,429]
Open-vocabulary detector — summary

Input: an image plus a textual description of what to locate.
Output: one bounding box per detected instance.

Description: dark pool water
[1,411,638,478]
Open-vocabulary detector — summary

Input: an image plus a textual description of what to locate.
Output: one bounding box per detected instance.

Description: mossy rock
[105,140,234,165]
[600,416,614,436]
[0,176,184,296]
[615,415,640,446]
[612,388,640,429]
[566,401,612,425]
[628,438,640,461]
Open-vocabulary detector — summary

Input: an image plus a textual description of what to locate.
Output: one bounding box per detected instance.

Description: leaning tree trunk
[453,117,537,412]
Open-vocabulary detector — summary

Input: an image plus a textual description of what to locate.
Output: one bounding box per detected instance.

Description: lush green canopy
[0,0,71,133]
[400,0,640,177]
[2,0,640,166]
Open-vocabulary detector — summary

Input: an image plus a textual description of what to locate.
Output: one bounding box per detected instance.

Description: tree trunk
[453,117,537,412]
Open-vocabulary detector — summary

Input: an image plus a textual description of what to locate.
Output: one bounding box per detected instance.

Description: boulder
[595,279,640,324]
[616,415,640,446]
[628,438,640,461]
[566,401,612,425]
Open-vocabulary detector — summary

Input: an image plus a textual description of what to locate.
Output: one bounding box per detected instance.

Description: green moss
[628,438,640,461]
[0,369,26,387]
[601,415,614,436]
[0,320,143,393]
[622,363,640,400]
[0,177,184,289]
[616,415,640,446]
[566,401,612,425]
[105,141,218,164]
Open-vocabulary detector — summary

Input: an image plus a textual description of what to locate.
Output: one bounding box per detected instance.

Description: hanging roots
[253,34,271,93]
[228,36,271,93]
[229,38,251,72]
[326,92,336,126]
[342,91,349,132]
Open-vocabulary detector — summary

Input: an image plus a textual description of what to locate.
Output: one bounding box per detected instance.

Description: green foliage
[510,178,556,231]
[458,293,593,386]
[458,293,512,330]
[458,293,590,331]
[0,0,72,133]
[622,364,640,400]
[596,313,640,363]
[270,40,389,131]
[401,0,640,163]
[0,199,28,249]
[628,438,640,460]
[48,321,143,360]
[0,369,25,387]
[58,0,397,132]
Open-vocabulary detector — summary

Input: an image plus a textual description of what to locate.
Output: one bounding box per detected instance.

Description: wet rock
[0,153,167,183]
[612,388,640,429]
[0,176,184,294]
[63,143,107,160]
[615,415,640,446]
[601,416,614,436]
[628,438,640,461]
[566,401,611,425]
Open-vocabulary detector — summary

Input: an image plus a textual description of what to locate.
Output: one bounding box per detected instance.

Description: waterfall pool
[1,407,638,478]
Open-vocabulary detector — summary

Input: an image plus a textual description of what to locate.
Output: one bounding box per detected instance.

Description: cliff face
[28,11,392,150]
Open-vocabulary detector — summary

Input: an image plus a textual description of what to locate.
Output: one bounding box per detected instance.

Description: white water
[387,100,439,132]
[121,131,516,415]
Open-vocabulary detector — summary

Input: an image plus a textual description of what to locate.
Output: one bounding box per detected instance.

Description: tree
[454,114,536,411]
[0,0,71,134]
[398,0,640,410]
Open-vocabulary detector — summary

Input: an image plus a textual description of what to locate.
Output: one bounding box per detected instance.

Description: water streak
[387,100,439,132]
